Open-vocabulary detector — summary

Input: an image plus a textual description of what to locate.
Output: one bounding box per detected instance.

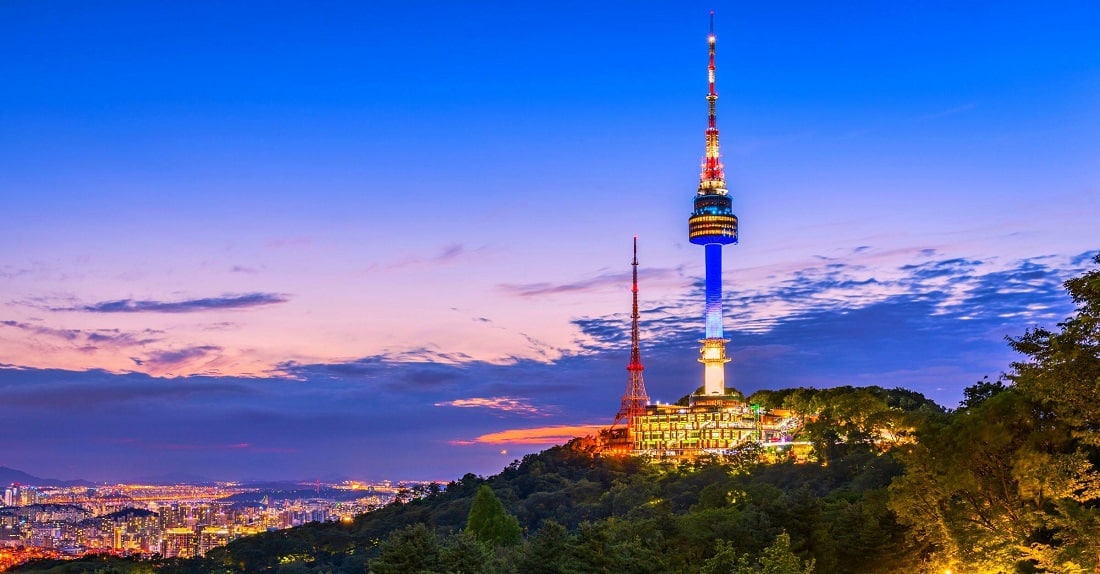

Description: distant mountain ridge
[0,466,93,487]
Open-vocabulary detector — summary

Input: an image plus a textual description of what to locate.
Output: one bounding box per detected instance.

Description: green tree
[700,539,740,574]
[744,531,815,574]
[466,485,522,547]
[439,531,491,574]
[1008,254,1100,572]
[369,523,441,574]
[959,377,1008,410]
[703,532,814,574]
[512,521,577,574]
[568,519,666,573]
[890,256,1100,572]
[889,390,1050,571]
[1010,254,1100,443]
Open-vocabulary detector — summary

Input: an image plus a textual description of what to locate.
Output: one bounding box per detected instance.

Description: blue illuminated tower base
[699,244,731,395]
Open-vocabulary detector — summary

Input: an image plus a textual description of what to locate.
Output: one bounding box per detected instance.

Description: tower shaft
[701,244,730,396]
[704,243,723,338]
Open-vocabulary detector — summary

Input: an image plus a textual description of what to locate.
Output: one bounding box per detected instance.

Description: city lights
[0,480,407,570]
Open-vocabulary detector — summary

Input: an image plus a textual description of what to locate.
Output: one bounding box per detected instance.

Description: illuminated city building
[0,485,39,508]
[198,527,230,556]
[162,527,198,558]
[0,481,392,570]
[628,401,799,457]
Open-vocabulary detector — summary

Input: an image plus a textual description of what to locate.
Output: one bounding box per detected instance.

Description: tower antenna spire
[613,236,650,433]
[702,10,722,184]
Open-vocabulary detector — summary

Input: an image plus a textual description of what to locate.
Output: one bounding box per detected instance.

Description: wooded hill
[13,254,1100,573]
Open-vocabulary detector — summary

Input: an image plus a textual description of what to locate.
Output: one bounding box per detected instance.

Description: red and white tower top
[701,10,725,189]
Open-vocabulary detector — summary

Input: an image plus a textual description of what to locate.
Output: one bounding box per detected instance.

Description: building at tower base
[626,399,799,458]
[600,390,806,459]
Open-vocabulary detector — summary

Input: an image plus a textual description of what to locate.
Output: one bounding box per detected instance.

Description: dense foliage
[13,255,1100,573]
[464,486,521,547]
[889,255,1100,573]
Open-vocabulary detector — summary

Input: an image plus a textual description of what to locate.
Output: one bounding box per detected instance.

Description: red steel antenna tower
[613,236,651,431]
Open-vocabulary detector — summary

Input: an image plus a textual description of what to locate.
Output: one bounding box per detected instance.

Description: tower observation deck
[688,12,738,396]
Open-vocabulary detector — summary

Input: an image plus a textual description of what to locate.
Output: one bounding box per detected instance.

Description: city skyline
[1,1,1097,481]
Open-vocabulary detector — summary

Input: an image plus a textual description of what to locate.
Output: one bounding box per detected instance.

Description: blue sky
[0,1,1097,482]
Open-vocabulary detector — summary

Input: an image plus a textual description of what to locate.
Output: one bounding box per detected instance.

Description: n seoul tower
[688,12,738,397]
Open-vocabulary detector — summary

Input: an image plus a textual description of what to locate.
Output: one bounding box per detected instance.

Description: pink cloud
[453,423,607,446]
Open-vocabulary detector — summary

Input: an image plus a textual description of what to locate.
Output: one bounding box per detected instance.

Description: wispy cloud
[277,349,476,390]
[276,349,593,401]
[572,250,1096,397]
[694,250,1091,337]
[499,267,681,298]
[133,345,223,372]
[85,330,162,346]
[1,320,82,341]
[56,293,288,314]
[143,346,221,364]
[434,397,547,416]
[0,321,162,349]
[370,243,470,272]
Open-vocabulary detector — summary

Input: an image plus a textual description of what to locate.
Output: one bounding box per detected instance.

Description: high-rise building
[198,527,230,556]
[162,527,197,559]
